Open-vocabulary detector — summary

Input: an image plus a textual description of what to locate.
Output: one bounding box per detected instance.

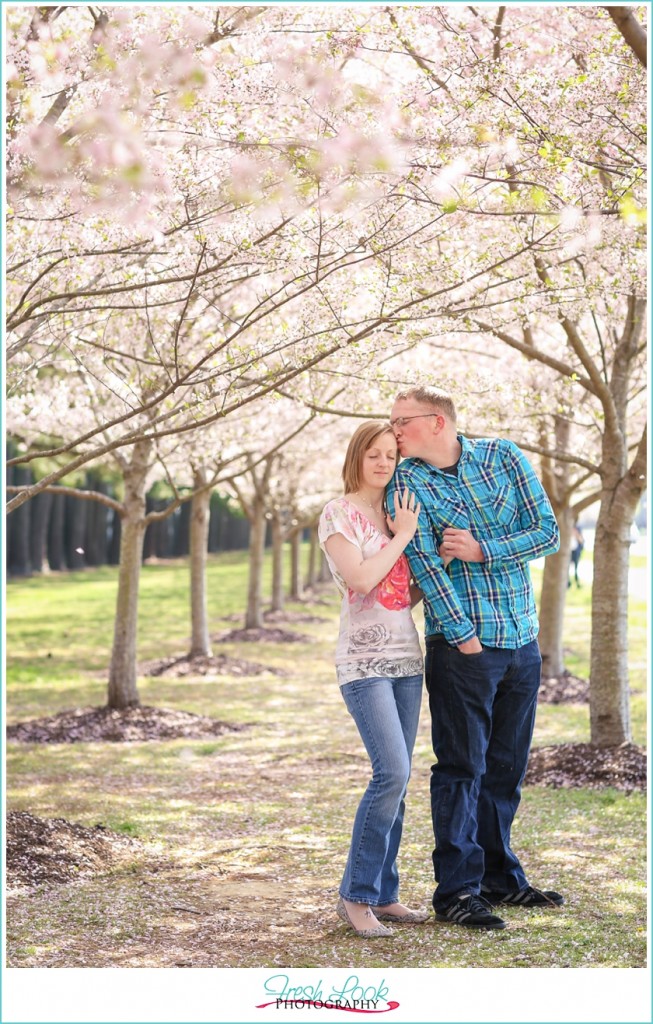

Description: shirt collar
[458,434,473,463]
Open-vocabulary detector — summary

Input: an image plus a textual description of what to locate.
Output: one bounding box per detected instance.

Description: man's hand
[457,636,483,655]
[441,528,485,563]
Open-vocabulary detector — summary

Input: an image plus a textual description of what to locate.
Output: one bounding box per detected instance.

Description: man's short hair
[394,386,457,424]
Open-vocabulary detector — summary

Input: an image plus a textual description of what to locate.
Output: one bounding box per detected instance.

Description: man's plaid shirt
[387,436,560,648]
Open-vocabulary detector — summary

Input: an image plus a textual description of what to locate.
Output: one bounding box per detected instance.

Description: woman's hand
[385,488,421,542]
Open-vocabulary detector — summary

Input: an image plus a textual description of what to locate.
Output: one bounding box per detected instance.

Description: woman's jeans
[339,674,422,906]
[425,636,541,910]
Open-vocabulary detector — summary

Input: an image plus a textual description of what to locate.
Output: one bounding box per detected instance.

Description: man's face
[390,399,442,458]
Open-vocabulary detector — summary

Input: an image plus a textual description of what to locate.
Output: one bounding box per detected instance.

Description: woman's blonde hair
[342,421,398,494]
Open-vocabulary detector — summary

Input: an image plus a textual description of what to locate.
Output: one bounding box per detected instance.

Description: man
[569,522,584,588]
[386,386,562,930]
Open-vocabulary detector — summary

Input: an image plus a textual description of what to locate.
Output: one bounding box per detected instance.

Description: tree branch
[385,6,452,94]
[6,483,124,514]
[472,319,596,393]
[604,6,647,67]
[492,6,506,60]
[512,441,601,475]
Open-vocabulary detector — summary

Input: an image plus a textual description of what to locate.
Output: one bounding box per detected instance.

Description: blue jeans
[425,637,541,910]
[339,674,423,906]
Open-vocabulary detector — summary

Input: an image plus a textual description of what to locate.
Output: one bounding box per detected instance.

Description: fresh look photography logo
[256,974,399,1013]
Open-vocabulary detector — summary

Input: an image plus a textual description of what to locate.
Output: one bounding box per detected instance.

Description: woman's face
[360,431,398,490]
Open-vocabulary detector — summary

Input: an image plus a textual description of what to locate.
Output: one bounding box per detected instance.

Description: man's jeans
[425,637,541,910]
[339,674,422,906]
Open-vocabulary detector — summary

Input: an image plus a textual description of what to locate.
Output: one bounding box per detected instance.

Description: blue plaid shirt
[387,436,560,648]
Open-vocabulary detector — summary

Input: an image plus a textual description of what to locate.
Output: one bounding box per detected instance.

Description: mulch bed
[140,652,282,678]
[6,706,245,744]
[214,626,311,644]
[525,742,646,792]
[6,811,139,890]
[538,672,589,704]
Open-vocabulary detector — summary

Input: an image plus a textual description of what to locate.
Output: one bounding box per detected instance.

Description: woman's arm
[324,491,420,596]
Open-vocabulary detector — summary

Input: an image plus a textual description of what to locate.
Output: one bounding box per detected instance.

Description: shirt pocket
[492,483,519,527]
[433,493,469,532]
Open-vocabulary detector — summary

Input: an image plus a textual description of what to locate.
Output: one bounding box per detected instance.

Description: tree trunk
[29,490,52,574]
[65,492,87,569]
[306,522,319,589]
[7,467,32,576]
[84,474,109,566]
[589,497,634,745]
[173,501,191,556]
[208,493,221,552]
[142,495,157,560]
[536,415,575,679]
[108,507,121,565]
[189,469,212,658]
[48,492,67,570]
[589,412,646,744]
[107,442,151,709]
[270,511,285,612]
[590,505,632,745]
[604,6,647,67]
[538,509,574,678]
[245,497,266,629]
[154,501,174,558]
[85,488,109,566]
[289,529,303,601]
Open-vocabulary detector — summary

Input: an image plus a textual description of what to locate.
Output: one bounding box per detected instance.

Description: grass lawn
[5,547,647,968]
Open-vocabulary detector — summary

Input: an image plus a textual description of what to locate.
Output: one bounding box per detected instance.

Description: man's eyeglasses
[390,414,440,429]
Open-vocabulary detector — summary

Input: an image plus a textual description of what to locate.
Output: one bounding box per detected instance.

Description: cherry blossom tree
[225,400,343,628]
[377,3,647,746]
[12,3,634,511]
[266,415,351,607]
[5,5,647,743]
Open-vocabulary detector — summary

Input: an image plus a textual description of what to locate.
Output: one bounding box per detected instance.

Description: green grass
[7,551,260,689]
[5,546,648,968]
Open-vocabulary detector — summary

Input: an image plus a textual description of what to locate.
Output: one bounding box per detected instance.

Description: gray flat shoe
[336,898,394,937]
[376,906,430,924]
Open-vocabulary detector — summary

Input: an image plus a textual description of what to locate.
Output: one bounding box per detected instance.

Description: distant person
[387,386,563,931]
[569,523,584,588]
[318,421,429,938]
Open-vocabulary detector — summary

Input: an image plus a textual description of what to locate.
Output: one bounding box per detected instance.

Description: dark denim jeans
[425,636,541,910]
[339,674,423,906]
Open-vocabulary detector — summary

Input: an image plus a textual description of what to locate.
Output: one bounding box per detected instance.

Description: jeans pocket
[453,646,485,659]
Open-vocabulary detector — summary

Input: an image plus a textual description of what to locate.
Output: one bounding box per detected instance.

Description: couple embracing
[318,386,563,936]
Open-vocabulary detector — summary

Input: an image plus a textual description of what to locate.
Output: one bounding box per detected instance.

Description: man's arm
[387,469,478,646]
[477,442,560,567]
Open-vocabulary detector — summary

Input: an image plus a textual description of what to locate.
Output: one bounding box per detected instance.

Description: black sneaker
[435,893,506,930]
[483,885,564,908]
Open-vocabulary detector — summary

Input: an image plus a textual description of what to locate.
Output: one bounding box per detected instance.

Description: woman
[318,421,429,938]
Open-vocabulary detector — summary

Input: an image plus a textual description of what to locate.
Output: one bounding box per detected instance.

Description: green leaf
[618,193,647,226]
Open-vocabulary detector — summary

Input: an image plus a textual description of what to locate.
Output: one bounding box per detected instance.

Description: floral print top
[318,497,423,686]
